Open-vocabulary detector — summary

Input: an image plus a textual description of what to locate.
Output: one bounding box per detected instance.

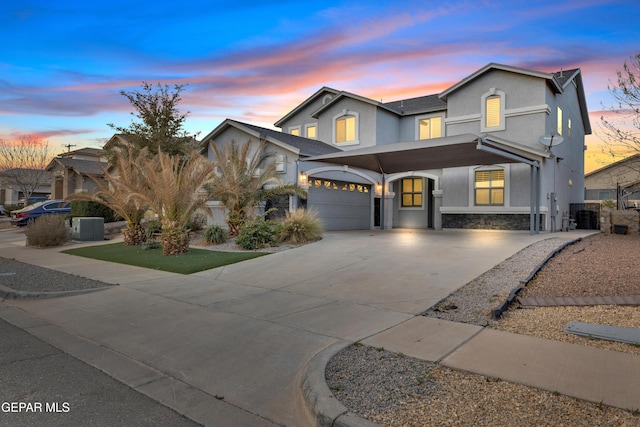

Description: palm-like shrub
[203,225,228,245]
[135,149,215,255]
[205,139,305,236]
[68,148,149,245]
[278,208,323,244]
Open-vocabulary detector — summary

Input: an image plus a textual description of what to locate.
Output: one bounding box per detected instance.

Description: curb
[300,341,380,427]
[491,237,583,319]
[0,284,113,300]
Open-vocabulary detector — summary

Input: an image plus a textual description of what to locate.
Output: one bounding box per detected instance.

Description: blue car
[10,200,71,226]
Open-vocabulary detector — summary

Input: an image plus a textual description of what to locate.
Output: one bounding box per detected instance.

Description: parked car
[10,200,71,227]
[17,196,48,208]
[0,205,5,216]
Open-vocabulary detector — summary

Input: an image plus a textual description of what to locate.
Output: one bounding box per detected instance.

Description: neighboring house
[585,154,640,208]
[0,168,51,205]
[203,63,591,232]
[46,148,108,199]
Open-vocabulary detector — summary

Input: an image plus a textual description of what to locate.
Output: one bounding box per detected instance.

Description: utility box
[72,217,105,241]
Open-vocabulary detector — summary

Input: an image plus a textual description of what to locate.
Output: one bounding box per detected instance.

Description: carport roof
[303,133,549,174]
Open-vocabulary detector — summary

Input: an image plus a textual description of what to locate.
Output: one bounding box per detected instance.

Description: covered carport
[304,133,550,234]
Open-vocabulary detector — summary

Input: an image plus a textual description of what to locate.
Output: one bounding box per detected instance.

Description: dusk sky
[1,1,639,172]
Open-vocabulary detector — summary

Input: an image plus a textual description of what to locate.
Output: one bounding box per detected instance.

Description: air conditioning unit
[72,217,104,241]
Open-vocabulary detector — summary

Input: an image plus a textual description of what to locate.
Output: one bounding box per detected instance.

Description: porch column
[432,189,443,230]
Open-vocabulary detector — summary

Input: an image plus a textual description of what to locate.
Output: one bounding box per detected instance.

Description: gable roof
[439,63,564,100]
[585,153,640,178]
[46,157,107,175]
[58,147,104,158]
[382,94,447,115]
[201,119,341,157]
[274,87,340,128]
[311,90,402,118]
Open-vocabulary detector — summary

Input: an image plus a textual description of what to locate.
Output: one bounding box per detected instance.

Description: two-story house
[202,63,591,232]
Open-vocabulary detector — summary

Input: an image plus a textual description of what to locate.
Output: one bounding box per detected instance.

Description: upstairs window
[290,127,300,136]
[306,125,317,139]
[335,115,356,144]
[401,178,423,208]
[475,170,504,206]
[481,89,505,132]
[485,96,501,128]
[419,117,442,140]
[557,107,563,136]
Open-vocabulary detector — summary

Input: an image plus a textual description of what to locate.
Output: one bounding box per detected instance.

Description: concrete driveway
[0,228,590,426]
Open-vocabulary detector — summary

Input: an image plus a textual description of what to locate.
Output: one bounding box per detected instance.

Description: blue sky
[1,0,638,172]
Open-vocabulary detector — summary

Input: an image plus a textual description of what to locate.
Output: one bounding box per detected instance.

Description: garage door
[307,178,371,230]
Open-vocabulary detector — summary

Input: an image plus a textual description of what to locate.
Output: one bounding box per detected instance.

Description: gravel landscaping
[326,232,640,426]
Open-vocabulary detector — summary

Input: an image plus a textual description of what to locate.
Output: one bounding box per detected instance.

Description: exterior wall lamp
[298,172,308,188]
[375,182,382,196]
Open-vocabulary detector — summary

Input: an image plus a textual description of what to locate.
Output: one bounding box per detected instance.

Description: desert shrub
[186,212,207,232]
[145,219,162,235]
[25,215,70,248]
[236,218,280,250]
[278,209,323,244]
[601,199,616,208]
[141,239,161,250]
[203,225,228,245]
[70,200,119,223]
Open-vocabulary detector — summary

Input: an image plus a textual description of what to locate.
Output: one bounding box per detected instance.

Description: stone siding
[442,214,545,231]
[600,208,640,234]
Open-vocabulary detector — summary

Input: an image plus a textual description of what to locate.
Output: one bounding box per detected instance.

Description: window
[290,127,300,136]
[568,119,572,138]
[401,178,423,208]
[336,116,356,143]
[419,117,442,140]
[485,96,501,128]
[557,107,563,136]
[275,154,286,173]
[475,170,504,206]
[481,88,505,132]
[306,125,317,139]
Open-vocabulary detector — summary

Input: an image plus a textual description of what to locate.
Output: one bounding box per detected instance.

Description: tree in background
[205,139,306,236]
[107,82,199,158]
[0,139,51,203]
[601,53,640,159]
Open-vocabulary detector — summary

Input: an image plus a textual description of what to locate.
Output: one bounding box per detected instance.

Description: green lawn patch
[62,243,267,274]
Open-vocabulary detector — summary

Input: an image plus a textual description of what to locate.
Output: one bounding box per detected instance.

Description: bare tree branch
[0,139,51,202]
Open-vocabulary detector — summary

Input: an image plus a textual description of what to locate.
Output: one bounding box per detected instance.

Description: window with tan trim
[481,88,505,132]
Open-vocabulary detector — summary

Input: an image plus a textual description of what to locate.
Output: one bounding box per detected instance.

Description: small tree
[205,139,305,236]
[107,82,199,158]
[0,139,51,202]
[135,149,215,255]
[68,148,150,245]
[601,53,640,168]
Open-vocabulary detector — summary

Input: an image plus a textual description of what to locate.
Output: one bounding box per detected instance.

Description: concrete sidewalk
[2,228,628,427]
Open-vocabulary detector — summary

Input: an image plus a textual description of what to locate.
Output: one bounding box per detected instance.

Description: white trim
[386,171,440,191]
[440,206,546,214]
[302,165,378,185]
[444,104,550,127]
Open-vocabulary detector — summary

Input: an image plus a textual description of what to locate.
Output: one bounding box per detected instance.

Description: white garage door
[307,178,371,230]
